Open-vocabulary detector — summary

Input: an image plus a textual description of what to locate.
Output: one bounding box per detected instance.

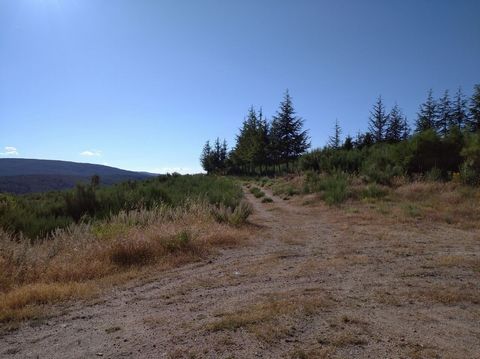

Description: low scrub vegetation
[0,176,252,323]
[249,186,265,198]
[0,174,244,240]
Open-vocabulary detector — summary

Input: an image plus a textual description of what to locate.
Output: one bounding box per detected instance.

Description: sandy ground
[1,189,479,358]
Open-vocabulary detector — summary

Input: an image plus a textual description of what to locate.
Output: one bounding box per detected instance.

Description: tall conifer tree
[451,87,469,130]
[436,90,453,136]
[368,96,388,142]
[386,103,404,142]
[328,119,342,149]
[416,89,437,132]
[270,90,310,168]
[469,84,480,132]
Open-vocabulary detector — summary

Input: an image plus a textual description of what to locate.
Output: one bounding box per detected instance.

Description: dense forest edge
[201,86,480,186]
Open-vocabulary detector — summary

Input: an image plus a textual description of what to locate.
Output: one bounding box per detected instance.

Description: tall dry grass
[0,200,252,323]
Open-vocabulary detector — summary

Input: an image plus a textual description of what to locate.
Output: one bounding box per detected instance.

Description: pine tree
[328,119,342,149]
[232,107,256,172]
[416,89,437,132]
[231,106,272,174]
[385,103,404,142]
[401,116,411,140]
[343,135,353,150]
[469,84,480,132]
[200,141,214,174]
[213,137,222,170]
[256,109,270,172]
[368,96,388,142]
[354,131,374,149]
[436,90,453,136]
[219,139,228,173]
[451,87,469,130]
[270,90,310,168]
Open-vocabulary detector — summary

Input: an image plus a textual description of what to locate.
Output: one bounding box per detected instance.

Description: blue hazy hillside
[0,158,154,194]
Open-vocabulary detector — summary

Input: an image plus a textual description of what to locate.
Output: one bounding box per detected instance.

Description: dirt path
[1,189,479,358]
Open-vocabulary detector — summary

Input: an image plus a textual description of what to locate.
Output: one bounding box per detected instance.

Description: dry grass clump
[0,282,94,322]
[436,255,480,272]
[415,286,479,305]
[392,181,480,226]
[207,290,332,342]
[0,201,250,324]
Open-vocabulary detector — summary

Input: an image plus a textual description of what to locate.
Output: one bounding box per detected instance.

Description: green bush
[425,167,443,182]
[460,132,480,185]
[361,144,406,185]
[249,187,265,198]
[406,129,464,176]
[322,172,349,205]
[300,148,364,174]
[304,171,349,205]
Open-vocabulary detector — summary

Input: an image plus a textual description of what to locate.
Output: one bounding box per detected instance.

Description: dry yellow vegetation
[0,201,251,323]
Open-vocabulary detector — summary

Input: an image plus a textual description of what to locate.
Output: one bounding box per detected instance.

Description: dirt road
[1,189,479,358]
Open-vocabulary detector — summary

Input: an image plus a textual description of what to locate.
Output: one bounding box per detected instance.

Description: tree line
[201,91,310,175]
[201,84,480,180]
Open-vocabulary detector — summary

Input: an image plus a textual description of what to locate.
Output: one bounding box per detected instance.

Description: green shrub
[460,162,479,185]
[322,172,349,205]
[460,132,480,185]
[272,182,299,196]
[261,197,273,203]
[425,167,443,182]
[249,187,265,198]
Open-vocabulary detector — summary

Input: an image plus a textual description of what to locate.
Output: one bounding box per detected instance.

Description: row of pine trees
[201,91,309,174]
[201,84,480,175]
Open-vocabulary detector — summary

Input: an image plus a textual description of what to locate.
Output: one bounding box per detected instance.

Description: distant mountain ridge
[0,158,155,194]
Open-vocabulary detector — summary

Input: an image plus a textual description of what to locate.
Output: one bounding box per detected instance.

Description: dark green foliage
[204,90,309,176]
[416,89,437,133]
[386,104,408,143]
[300,148,364,175]
[343,135,354,150]
[300,128,468,185]
[436,90,453,137]
[328,119,342,149]
[451,87,469,130]
[361,144,406,184]
[354,131,374,149]
[304,171,349,205]
[249,187,265,198]
[200,138,228,174]
[369,96,389,142]
[269,90,310,167]
[200,141,214,174]
[460,132,480,184]
[231,107,270,173]
[468,84,480,132]
[0,175,243,240]
[65,183,98,221]
[407,129,464,175]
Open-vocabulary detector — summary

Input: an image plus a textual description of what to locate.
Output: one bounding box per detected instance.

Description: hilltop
[0,158,154,194]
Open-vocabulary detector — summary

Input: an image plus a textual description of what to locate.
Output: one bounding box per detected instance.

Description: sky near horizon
[1,0,479,173]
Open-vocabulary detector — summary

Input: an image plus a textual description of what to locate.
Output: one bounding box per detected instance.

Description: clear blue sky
[1,0,479,173]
